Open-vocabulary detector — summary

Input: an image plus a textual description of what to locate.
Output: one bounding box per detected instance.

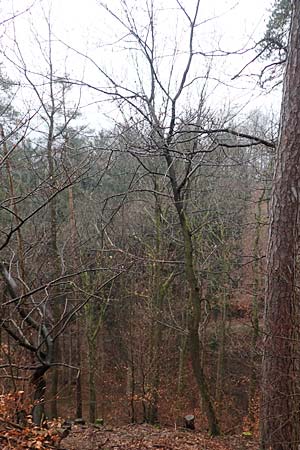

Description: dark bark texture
[261,2,300,449]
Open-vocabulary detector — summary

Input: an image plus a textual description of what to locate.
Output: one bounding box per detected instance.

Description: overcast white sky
[0,0,281,131]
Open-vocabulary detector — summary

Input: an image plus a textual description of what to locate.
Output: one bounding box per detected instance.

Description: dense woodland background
[0,0,294,448]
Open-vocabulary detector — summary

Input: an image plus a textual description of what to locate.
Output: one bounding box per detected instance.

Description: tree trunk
[127,359,136,423]
[76,320,83,419]
[261,2,300,448]
[86,293,103,424]
[177,332,187,395]
[47,118,61,419]
[164,148,219,436]
[49,340,60,418]
[215,292,227,407]
[189,324,219,436]
[68,183,83,419]
[147,195,163,424]
[1,125,26,285]
[181,216,219,436]
[88,336,97,423]
[31,366,49,426]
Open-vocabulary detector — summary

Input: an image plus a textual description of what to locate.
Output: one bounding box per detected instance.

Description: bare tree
[58,0,276,434]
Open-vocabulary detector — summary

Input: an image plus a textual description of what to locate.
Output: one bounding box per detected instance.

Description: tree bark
[31,366,49,426]
[147,192,172,424]
[76,321,83,419]
[215,292,227,407]
[261,2,300,449]
[181,213,220,436]
[88,335,97,423]
[165,155,219,436]
[47,110,61,419]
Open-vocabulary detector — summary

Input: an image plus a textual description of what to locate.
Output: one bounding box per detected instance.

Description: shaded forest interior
[0,0,291,447]
[0,111,273,432]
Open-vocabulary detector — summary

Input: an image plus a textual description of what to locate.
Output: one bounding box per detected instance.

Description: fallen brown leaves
[0,393,70,450]
[63,423,258,450]
[0,417,70,450]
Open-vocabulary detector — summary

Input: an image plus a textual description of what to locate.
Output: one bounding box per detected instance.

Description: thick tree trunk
[261,3,300,449]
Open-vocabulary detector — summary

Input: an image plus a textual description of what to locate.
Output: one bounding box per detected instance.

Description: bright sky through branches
[1,0,280,130]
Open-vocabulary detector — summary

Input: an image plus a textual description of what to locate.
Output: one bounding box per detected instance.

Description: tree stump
[184,415,195,430]
[74,418,85,425]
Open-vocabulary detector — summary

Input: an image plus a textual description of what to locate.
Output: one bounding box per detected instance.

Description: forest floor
[63,423,258,450]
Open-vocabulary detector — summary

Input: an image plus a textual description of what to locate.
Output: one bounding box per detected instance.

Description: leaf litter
[63,423,258,450]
